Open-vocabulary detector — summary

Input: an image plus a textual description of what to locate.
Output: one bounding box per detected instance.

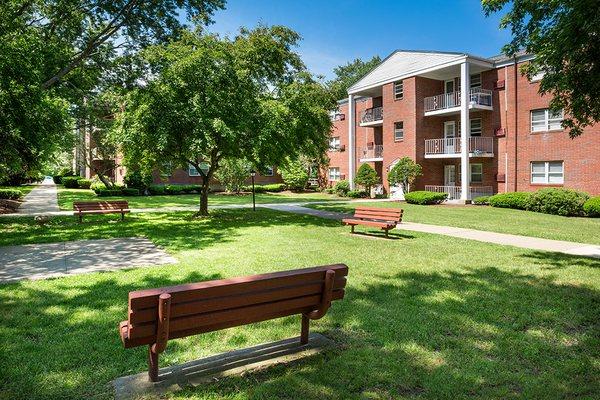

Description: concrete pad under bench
[113,333,334,400]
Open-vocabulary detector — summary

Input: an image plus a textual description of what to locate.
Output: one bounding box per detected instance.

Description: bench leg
[148,345,159,382]
[300,314,310,345]
[78,213,82,223]
[121,212,124,221]
[351,225,355,234]
[385,229,389,238]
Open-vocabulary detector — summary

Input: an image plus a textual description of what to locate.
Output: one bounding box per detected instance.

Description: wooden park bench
[73,200,130,222]
[342,206,403,238]
[119,264,349,382]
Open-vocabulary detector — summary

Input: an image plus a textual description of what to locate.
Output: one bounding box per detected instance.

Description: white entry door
[443,121,456,154]
[444,165,456,186]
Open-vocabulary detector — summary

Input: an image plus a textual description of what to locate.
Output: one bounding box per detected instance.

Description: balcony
[359,106,383,127]
[359,145,383,162]
[425,185,494,201]
[424,137,494,158]
[424,88,493,116]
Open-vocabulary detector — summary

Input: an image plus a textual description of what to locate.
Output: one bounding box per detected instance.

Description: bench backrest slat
[123,264,348,347]
[73,201,128,211]
[353,206,402,222]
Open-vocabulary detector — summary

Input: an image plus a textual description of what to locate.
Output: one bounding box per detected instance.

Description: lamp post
[250,170,256,211]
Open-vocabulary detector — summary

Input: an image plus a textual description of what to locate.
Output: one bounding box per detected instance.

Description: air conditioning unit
[494,127,506,137]
[339,144,346,152]
[340,174,346,180]
[494,80,505,90]
[495,173,506,183]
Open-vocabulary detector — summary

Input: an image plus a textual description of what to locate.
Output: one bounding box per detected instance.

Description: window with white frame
[530,71,545,82]
[264,166,274,176]
[188,162,209,177]
[470,163,483,183]
[470,73,482,89]
[458,118,483,136]
[328,167,341,181]
[531,109,563,132]
[531,161,564,184]
[394,121,404,142]
[394,81,403,100]
[329,136,340,150]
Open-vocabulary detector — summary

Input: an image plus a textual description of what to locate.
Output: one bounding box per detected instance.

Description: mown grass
[0,209,599,399]
[305,201,600,245]
[56,187,343,210]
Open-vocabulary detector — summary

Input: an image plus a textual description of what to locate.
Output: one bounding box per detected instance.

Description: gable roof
[348,50,492,94]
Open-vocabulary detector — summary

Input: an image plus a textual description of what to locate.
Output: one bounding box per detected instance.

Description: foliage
[90,181,107,192]
[354,164,379,194]
[405,191,448,205]
[472,196,490,205]
[122,188,140,196]
[243,183,287,193]
[123,170,151,190]
[215,159,252,193]
[347,190,369,198]
[328,56,382,100]
[95,189,123,197]
[61,176,80,189]
[526,188,589,217]
[387,157,423,192]
[488,192,532,210]
[333,180,350,196]
[119,27,335,215]
[280,160,309,191]
[0,188,23,200]
[583,196,600,217]
[147,185,166,195]
[77,179,92,189]
[483,0,600,137]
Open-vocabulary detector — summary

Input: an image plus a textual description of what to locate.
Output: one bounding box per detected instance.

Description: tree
[280,160,309,191]
[215,158,252,193]
[483,0,600,137]
[354,163,379,195]
[387,157,422,193]
[119,27,335,215]
[328,56,381,100]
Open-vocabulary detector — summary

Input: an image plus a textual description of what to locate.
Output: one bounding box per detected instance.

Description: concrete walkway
[0,237,177,283]
[262,204,600,259]
[18,177,59,214]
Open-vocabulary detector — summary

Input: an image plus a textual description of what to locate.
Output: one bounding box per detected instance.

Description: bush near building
[583,197,600,217]
[526,188,589,217]
[77,179,92,189]
[405,191,448,205]
[333,180,350,196]
[472,196,490,205]
[61,176,80,188]
[0,189,23,200]
[354,164,379,195]
[488,192,532,210]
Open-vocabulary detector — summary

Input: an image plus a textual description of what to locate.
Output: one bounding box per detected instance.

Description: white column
[348,94,356,189]
[460,61,470,201]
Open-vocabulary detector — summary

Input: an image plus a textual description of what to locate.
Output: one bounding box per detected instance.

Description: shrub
[147,185,166,195]
[527,188,589,216]
[324,187,334,194]
[52,175,62,184]
[488,192,531,210]
[164,185,183,195]
[354,164,379,194]
[279,160,308,191]
[0,189,23,200]
[347,190,368,198]
[262,183,286,192]
[405,191,448,205]
[122,188,140,196]
[90,181,107,192]
[472,196,489,205]
[387,157,423,193]
[124,171,151,190]
[214,158,252,193]
[333,180,350,196]
[77,179,92,189]
[95,189,123,197]
[583,196,600,217]
[61,176,80,188]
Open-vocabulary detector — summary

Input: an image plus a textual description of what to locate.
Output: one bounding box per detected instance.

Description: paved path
[262,204,600,259]
[18,177,59,214]
[0,237,177,283]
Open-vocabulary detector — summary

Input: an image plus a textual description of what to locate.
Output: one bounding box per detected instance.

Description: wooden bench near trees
[342,206,403,238]
[119,264,349,382]
[73,200,130,222]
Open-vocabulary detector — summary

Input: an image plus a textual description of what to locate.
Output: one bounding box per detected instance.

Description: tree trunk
[198,176,210,216]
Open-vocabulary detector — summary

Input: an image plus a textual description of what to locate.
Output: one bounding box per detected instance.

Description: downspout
[513,55,518,192]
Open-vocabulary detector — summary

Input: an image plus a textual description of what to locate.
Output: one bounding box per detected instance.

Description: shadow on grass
[517,250,600,270]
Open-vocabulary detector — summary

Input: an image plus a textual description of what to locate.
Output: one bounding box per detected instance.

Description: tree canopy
[118,27,335,215]
[483,0,600,137]
[328,56,381,100]
[354,163,379,194]
[387,157,422,193]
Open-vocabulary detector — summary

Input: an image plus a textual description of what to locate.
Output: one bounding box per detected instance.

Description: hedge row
[487,188,598,217]
[0,189,23,200]
[240,183,286,193]
[405,191,448,205]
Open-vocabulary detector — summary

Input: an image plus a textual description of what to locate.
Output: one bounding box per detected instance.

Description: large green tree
[328,56,381,100]
[483,0,600,137]
[119,27,335,215]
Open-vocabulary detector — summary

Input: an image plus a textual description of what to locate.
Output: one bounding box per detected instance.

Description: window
[394,81,403,100]
[530,71,545,82]
[160,162,172,177]
[329,136,340,150]
[470,163,483,183]
[458,118,483,136]
[328,167,341,181]
[188,162,209,177]
[531,161,564,184]
[394,122,404,142]
[264,166,274,176]
[470,73,482,89]
[531,109,563,132]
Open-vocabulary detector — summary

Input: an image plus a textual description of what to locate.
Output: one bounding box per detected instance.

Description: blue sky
[204,0,512,79]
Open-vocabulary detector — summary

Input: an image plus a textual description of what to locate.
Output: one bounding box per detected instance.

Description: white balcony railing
[360,106,383,124]
[424,137,494,156]
[361,145,384,160]
[424,88,493,113]
[425,185,494,200]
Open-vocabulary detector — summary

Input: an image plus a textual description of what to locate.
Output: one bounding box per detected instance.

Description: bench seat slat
[342,218,393,228]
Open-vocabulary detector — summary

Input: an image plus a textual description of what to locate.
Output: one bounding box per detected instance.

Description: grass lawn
[306,201,600,245]
[57,187,343,210]
[1,209,599,399]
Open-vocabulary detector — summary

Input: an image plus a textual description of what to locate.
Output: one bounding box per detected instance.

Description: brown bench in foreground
[342,206,403,238]
[73,200,130,222]
[119,264,349,382]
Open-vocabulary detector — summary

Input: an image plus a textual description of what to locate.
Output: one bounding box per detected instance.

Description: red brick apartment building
[324,50,600,200]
